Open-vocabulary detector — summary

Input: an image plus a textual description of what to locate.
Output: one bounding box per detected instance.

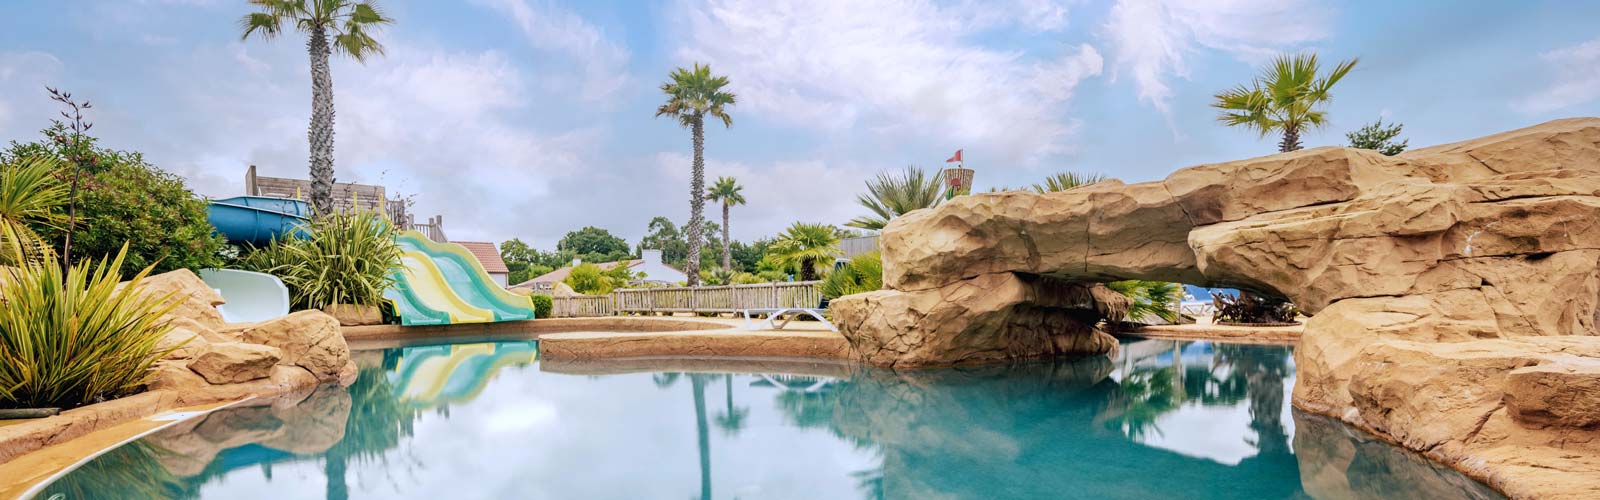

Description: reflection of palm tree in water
[715,374,749,436]
[692,374,713,500]
[654,372,717,500]
[1216,344,1292,455]
[324,352,421,500]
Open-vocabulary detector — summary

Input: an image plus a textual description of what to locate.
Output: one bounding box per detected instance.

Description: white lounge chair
[740,307,838,332]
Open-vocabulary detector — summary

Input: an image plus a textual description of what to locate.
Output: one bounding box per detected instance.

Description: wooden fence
[551,295,616,318]
[549,281,823,318]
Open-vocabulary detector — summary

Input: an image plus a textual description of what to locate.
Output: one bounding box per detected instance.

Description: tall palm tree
[1032,171,1106,193]
[240,0,394,216]
[1212,52,1358,153]
[0,157,67,264]
[847,165,943,231]
[705,176,746,271]
[656,63,736,287]
[770,222,841,281]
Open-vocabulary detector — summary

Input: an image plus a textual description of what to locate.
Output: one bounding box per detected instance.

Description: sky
[1,0,1598,249]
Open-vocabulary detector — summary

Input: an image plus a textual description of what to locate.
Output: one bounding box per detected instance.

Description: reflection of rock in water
[816,354,1311,500]
[143,386,354,478]
[1293,412,1503,500]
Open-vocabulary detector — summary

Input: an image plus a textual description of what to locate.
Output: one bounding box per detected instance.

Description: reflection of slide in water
[387,341,539,408]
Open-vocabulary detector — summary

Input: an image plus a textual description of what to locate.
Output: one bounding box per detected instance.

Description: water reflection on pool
[40,338,1502,499]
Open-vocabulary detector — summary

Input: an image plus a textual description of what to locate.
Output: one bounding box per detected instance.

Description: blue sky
[1,0,1597,247]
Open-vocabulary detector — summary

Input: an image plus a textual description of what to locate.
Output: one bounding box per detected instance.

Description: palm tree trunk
[721,203,731,271]
[1278,125,1302,153]
[685,117,706,286]
[307,25,337,217]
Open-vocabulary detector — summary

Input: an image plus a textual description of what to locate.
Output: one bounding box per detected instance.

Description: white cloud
[1515,37,1600,113]
[144,41,602,243]
[1101,0,1332,113]
[672,0,1100,164]
[476,0,632,102]
[652,152,872,242]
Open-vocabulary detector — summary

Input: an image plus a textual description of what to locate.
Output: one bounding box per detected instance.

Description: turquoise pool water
[39,338,1502,499]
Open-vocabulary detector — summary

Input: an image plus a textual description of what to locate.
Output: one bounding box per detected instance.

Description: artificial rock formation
[835,118,1600,498]
[134,269,359,394]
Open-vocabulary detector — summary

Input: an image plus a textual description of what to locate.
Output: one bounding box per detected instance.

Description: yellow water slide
[393,250,495,324]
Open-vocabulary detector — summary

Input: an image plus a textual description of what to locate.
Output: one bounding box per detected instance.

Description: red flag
[945,149,963,163]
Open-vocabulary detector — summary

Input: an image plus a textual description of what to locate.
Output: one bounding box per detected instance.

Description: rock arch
[832,118,1600,496]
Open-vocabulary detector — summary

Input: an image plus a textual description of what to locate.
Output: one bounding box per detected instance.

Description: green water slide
[384,230,535,326]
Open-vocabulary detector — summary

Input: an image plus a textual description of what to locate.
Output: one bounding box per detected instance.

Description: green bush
[0,246,178,409]
[530,294,553,319]
[3,126,223,273]
[236,210,401,310]
[820,251,883,299]
[563,262,640,295]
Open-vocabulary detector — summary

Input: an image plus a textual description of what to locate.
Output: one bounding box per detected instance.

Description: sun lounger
[740,307,838,332]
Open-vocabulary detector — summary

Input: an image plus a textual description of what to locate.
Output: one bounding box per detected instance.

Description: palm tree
[656,63,736,287]
[240,0,394,216]
[1212,52,1358,153]
[770,222,840,281]
[705,176,746,271]
[1032,171,1106,193]
[0,157,67,263]
[847,166,943,231]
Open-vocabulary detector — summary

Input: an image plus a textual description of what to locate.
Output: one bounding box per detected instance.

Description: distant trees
[1213,52,1359,153]
[1346,119,1409,155]
[556,226,630,263]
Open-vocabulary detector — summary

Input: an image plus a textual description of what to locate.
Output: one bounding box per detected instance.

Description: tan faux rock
[840,117,1600,498]
[187,342,280,384]
[1505,359,1600,429]
[321,303,383,326]
[238,310,352,381]
[832,273,1123,367]
[129,269,227,331]
[154,324,211,360]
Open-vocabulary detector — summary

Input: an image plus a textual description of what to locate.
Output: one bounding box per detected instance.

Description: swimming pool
[37,338,1501,499]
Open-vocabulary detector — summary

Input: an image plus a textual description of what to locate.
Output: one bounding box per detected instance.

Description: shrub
[530,294,553,319]
[1213,291,1298,324]
[821,251,883,299]
[3,126,224,273]
[0,246,178,409]
[236,210,400,310]
[563,262,640,295]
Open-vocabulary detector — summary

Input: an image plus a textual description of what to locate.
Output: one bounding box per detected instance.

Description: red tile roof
[453,241,510,274]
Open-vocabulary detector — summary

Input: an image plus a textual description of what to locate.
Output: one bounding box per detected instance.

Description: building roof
[513,260,641,288]
[453,241,509,274]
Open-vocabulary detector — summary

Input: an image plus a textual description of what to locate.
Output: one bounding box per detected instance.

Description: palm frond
[1032,171,1106,193]
[846,165,943,231]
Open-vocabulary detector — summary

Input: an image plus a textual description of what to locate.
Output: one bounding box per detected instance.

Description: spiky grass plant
[0,246,178,409]
[0,156,68,264]
[820,251,883,299]
[237,209,400,310]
